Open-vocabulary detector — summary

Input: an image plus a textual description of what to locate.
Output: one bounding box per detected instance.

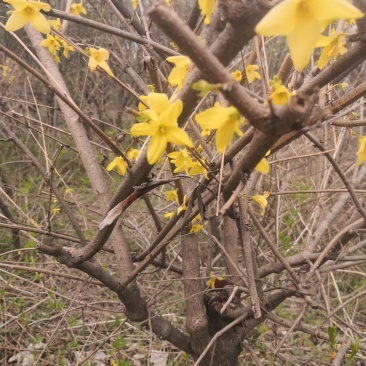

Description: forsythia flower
[166,56,191,90]
[56,37,74,58]
[88,48,114,77]
[0,65,9,77]
[127,148,140,160]
[49,18,61,30]
[198,0,215,25]
[206,273,224,289]
[255,151,270,174]
[70,1,86,16]
[231,70,243,82]
[193,214,202,222]
[356,136,366,166]
[195,103,243,153]
[164,211,175,219]
[168,148,193,174]
[255,158,270,174]
[189,161,208,179]
[53,207,61,214]
[269,76,291,106]
[255,0,364,71]
[4,0,51,34]
[316,30,347,70]
[164,190,179,204]
[245,64,261,84]
[192,79,222,97]
[251,191,270,215]
[190,224,204,233]
[41,34,61,57]
[177,195,187,214]
[106,156,128,175]
[130,93,193,164]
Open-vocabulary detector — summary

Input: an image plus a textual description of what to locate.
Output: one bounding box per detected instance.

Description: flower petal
[255,0,297,36]
[198,0,215,25]
[145,93,170,115]
[314,0,364,21]
[215,125,234,153]
[88,57,98,72]
[356,136,366,166]
[255,158,270,174]
[28,1,51,12]
[168,66,187,89]
[4,11,28,32]
[159,100,183,127]
[97,48,110,61]
[287,17,322,70]
[166,55,190,67]
[166,127,193,147]
[195,105,228,130]
[130,122,157,136]
[28,11,51,34]
[99,61,114,77]
[147,135,167,164]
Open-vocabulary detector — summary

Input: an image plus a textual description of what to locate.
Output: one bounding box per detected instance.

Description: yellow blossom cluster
[4,1,114,76]
[255,0,363,71]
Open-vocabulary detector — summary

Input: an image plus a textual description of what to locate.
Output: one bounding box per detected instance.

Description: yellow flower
[168,148,193,174]
[70,1,86,16]
[53,207,61,214]
[189,160,208,179]
[201,129,211,137]
[255,158,270,174]
[60,41,74,58]
[316,30,347,70]
[53,54,61,63]
[0,65,9,77]
[190,224,203,233]
[88,47,114,77]
[251,191,270,215]
[192,213,202,222]
[127,148,140,160]
[164,211,175,219]
[206,273,224,289]
[269,76,291,106]
[255,0,364,71]
[356,136,366,166]
[198,0,215,25]
[195,102,243,153]
[245,64,261,84]
[106,156,128,175]
[166,56,191,90]
[231,70,242,82]
[4,0,51,34]
[49,18,61,30]
[130,93,193,165]
[192,79,222,97]
[164,190,179,204]
[41,34,61,56]
[177,195,187,214]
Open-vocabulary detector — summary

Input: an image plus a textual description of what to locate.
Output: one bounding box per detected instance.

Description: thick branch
[181,233,210,354]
